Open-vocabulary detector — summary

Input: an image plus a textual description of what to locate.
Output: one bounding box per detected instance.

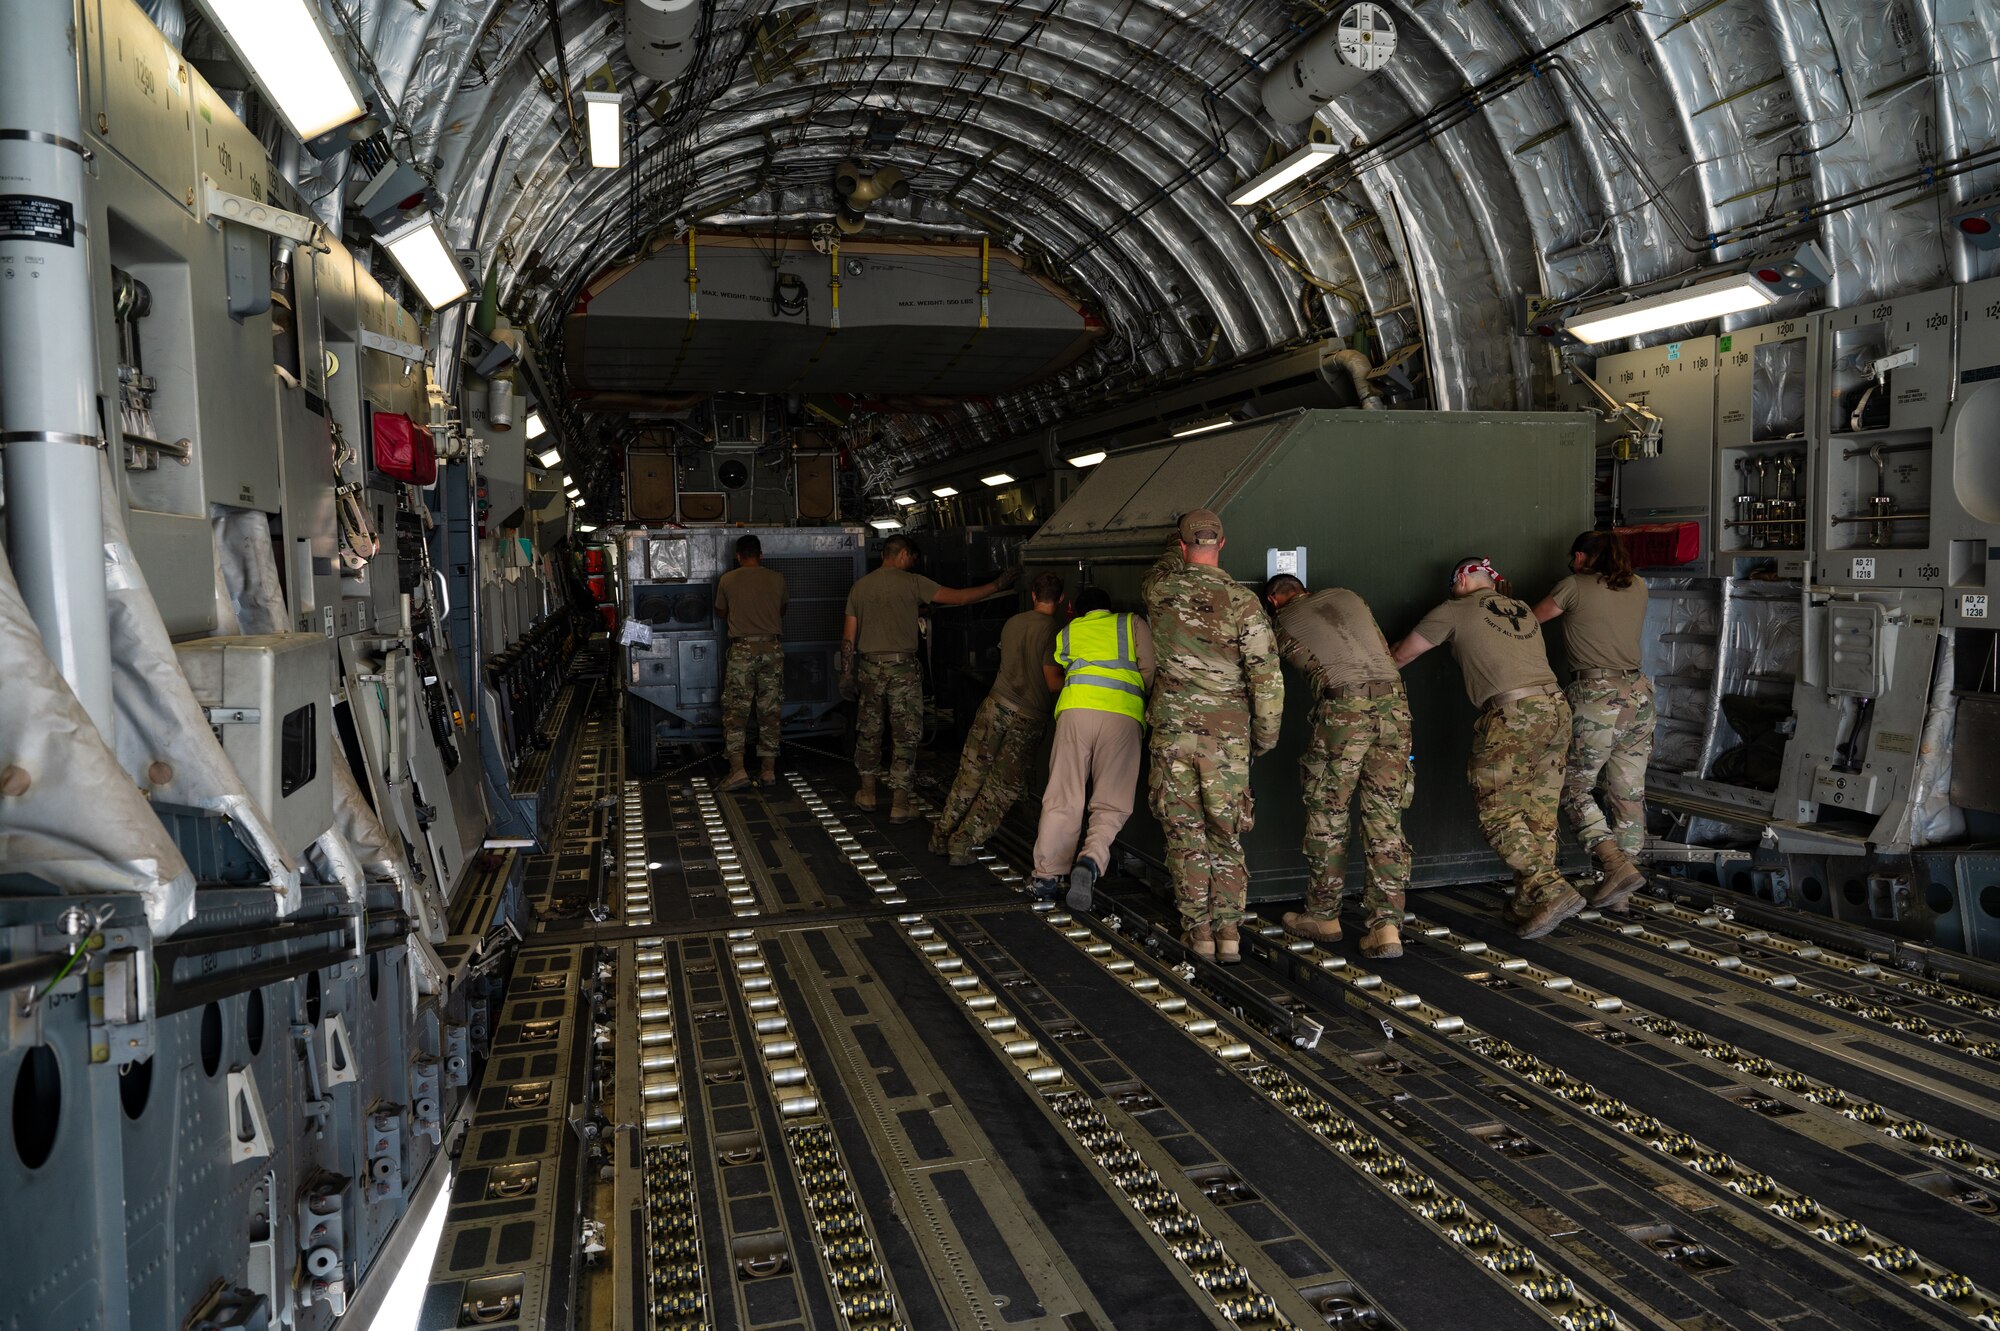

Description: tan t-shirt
[715,564,788,638]
[1276,589,1399,691]
[1549,573,1649,672]
[990,610,1062,717]
[1413,592,1558,708]
[844,566,941,654]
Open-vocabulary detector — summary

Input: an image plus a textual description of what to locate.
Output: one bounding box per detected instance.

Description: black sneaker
[1066,857,1099,912]
[1031,877,1063,901]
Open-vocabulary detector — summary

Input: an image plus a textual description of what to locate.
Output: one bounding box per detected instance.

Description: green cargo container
[1021,408,1595,899]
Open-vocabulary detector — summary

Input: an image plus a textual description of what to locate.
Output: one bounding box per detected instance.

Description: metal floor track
[460,744,2000,1331]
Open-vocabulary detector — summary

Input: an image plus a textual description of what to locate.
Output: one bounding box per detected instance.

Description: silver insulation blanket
[100,459,301,913]
[0,541,195,935]
[210,506,433,924]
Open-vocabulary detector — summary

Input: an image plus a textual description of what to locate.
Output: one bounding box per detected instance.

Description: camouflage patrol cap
[1178,508,1224,545]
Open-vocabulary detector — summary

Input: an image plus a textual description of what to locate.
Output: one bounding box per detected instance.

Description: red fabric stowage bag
[373,411,437,485]
[1617,521,1701,567]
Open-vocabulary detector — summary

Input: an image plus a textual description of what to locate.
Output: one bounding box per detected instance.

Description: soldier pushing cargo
[1393,556,1586,939]
[841,535,1015,823]
[1534,530,1652,912]
[1265,575,1412,959]
[931,571,1066,865]
[716,534,788,791]
[1030,584,1154,909]
[1143,509,1283,964]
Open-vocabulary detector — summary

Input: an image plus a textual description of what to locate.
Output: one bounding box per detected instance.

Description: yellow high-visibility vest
[1054,611,1145,722]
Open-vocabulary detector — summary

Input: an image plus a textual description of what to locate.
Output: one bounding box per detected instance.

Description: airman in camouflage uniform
[931,573,1065,864]
[716,535,788,791]
[843,535,1016,822]
[1533,530,1653,911]
[1393,557,1586,940]
[1143,510,1284,964]
[1266,577,1412,959]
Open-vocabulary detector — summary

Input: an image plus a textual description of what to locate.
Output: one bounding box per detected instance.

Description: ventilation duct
[625,0,700,83]
[833,160,909,234]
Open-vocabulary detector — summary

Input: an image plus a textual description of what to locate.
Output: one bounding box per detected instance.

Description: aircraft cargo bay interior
[3,2,2000,1330]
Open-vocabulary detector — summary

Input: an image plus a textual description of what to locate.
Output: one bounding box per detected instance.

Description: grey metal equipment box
[174,633,335,858]
[621,526,868,766]
[1022,409,1595,898]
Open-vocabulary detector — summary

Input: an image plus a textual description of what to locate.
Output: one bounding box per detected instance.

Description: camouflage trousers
[932,696,1045,856]
[1299,689,1414,930]
[722,639,784,760]
[1468,694,1574,909]
[854,655,924,791]
[1562,675,1654,858]
[1149,719,1252,929]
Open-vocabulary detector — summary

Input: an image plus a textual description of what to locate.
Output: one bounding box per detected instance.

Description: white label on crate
[1851,556,1876,580]
[618,619,654,646]
[1965,593,1990,619]
[322,606,335,638]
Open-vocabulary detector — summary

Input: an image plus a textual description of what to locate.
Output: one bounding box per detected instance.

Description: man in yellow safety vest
[1030,586,1154,908]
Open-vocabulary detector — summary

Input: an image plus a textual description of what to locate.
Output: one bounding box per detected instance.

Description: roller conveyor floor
[480,742,2000,1331]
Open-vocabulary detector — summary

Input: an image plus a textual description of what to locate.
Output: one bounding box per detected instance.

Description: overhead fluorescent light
[1229,143,1341,207]
[195,0,367,142]
[1067,451,1108,468]
[525,412,546,440]
[980,472,1015,487]
[869,518,903,531]
[582,90,623,170]
[931,485,959,498]
[1565,272,1775,344]
[561,474,574,486]
[1172,416,1235,438]
[377,212,469,310]
[535,445,562,469]
[578,523,597,533]
[565,487,581,500]
[892,494,919,507]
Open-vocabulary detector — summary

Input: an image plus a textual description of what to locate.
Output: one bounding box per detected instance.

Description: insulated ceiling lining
[309,0,2000,471]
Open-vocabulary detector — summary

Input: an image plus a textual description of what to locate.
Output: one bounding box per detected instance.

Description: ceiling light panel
[196,0,367,141]
[377,213,469,310]
[583,91,623,170]
[1565,272,1774,344]
[1229,143,1341,207]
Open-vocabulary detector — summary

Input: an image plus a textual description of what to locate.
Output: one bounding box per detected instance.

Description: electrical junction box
[175,633,334,858]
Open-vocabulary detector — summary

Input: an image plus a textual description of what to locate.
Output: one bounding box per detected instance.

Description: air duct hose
[1329,347,1386,409]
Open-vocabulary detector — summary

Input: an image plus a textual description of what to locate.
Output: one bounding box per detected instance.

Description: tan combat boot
[855,775,878,810]
[1183,922,1216,960]
[1214,921,1241,965]
[1515,883,1588,940]
[759,757,776,785]
[1281,912,1342,944]
[719,758,751,792]
[1359,921,1403,960]
[1589,841,1646,913]
[889,789,915,823]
